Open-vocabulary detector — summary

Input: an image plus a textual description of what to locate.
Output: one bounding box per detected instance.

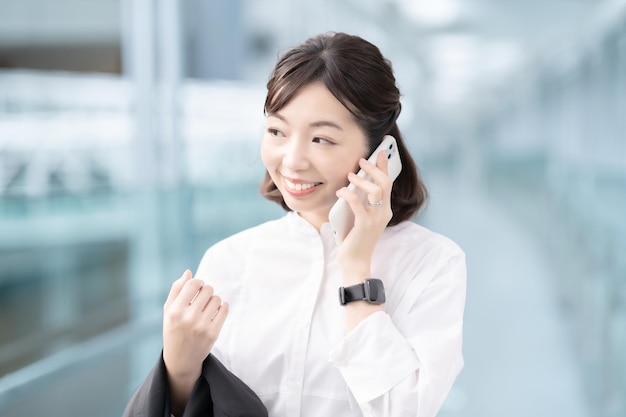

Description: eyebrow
[268,112,344,131]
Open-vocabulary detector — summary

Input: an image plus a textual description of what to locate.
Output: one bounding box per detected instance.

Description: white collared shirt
[195,211,466,417]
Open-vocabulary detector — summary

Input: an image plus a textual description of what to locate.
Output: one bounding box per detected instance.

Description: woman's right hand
[162,270,229,415]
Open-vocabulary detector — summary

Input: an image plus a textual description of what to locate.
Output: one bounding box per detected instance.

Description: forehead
[269,82,354,122]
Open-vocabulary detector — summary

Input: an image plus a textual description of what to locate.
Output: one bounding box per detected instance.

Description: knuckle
[203,285,215,297]
[177,312,193,327]
[185,278,203,291]
[164,310,181,324]
[190,324,206,335]
[199,325,219,341]
[219,303,230,315]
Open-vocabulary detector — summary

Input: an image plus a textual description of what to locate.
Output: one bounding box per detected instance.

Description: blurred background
[0,0,624,416]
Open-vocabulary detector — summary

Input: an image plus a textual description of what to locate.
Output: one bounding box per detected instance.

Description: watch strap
[339,279,386,305]
[340,282,367,305]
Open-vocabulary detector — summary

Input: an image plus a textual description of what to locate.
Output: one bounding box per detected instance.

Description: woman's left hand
[335,150,393,283]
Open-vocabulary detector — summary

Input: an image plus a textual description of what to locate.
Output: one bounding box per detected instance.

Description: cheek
[260,140,275,170]
[330,159,360,187]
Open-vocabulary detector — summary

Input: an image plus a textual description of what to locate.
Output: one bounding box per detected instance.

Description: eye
[267,128,284,137]
[312,137,335,145]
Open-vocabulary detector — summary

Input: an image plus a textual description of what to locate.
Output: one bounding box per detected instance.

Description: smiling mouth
[283,178,322,193]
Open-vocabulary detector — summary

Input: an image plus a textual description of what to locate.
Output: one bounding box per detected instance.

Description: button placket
[286,233,326,414]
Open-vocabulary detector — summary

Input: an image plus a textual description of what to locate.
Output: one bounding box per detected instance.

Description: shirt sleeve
[329,250,466,417]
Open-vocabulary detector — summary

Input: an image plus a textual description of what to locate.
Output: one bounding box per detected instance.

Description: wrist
[166,365,201,380]
[163,351,202,380]
[339,278,386,305]
[339,260,371,285]
[339,279,386,331]
[340,269,370,286]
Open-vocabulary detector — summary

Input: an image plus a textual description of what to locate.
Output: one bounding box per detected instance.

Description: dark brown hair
[260,32,428,225]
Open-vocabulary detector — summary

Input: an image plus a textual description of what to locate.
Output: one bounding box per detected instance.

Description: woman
[162,32,466,417]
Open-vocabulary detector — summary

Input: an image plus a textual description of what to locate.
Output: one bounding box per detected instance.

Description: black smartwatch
[339,279,386,305]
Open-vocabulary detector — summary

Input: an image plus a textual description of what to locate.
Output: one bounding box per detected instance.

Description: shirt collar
[285,212,338,248]
[285,211,320,236]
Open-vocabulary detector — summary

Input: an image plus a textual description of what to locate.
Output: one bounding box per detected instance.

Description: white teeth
[285,179,318,191]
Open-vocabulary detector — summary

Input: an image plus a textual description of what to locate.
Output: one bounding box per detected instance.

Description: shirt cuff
[328,311,420,404]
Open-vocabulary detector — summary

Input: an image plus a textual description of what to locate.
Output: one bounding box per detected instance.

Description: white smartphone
[328,135,402,244]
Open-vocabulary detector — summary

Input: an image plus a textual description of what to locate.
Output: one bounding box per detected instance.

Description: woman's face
[261,81,368,229]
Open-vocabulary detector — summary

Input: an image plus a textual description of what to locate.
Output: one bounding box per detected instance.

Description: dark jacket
[122,353,267,417]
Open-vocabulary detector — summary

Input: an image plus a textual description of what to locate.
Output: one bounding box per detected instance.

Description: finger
[199,297,228,331]
[164,270,192,310]
[202,294,222,316]
[358,156,392,190]
[188,284,215,312]
[336,187,368,218]
[375,149,389,174]
[347,171,379,196]
[210,302,229,330]
[172,278,205,308]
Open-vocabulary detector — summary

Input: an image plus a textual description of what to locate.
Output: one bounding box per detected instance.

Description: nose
[282,139,310,171]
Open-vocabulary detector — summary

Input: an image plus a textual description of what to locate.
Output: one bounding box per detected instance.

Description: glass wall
[479,12,626,415]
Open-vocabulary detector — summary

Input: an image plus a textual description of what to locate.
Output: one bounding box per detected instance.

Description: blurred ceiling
[403,0,593,40]
[0,0,622,108]
[388,0,614,106]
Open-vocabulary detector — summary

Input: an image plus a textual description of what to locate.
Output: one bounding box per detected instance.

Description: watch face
[365,279,386,304]
[369,281,380,300]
